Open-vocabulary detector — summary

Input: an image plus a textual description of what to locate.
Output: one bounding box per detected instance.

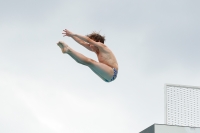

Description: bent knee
[85,58,96,65]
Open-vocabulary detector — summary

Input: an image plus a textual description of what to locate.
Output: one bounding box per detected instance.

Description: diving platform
[140,124,200,133]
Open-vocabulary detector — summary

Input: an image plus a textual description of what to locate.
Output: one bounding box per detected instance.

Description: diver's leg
[57,41,114,81]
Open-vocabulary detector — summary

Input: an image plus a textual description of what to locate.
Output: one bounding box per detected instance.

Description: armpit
[89,45,99,53]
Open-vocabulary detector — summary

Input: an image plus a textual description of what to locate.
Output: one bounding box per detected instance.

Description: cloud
[1,0,200,133]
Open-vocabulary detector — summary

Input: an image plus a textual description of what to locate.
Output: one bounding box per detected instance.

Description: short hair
[86,32,105,43]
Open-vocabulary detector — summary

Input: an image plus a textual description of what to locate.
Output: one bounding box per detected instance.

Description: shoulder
[97,42,107,48]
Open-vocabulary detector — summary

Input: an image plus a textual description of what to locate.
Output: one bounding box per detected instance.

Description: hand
[62,29,74,37]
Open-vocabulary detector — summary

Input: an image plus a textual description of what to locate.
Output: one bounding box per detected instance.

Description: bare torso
[91,44,118,70]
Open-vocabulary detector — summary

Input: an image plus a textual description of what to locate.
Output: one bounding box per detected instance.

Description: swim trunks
[105,68,118,82]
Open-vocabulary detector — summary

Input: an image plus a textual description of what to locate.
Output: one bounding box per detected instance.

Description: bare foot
[57,41,70,53]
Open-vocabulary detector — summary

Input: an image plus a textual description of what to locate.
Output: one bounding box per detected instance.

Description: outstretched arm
[71,36,94,51]
[62,29,104,48]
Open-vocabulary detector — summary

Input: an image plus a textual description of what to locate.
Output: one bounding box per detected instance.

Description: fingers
[63,29,69,32]
[62,29,71,37]
[62,30,68,34]
[62,33,67,37]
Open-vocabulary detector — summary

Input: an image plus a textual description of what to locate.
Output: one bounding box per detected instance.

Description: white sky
[0,0,200,133]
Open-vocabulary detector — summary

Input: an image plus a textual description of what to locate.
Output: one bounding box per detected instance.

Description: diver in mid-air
[57,29,118,82]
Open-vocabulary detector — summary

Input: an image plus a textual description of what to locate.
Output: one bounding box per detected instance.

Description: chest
[96,51,111,62]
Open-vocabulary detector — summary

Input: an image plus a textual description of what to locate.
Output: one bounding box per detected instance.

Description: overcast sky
[1,0,200,133]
